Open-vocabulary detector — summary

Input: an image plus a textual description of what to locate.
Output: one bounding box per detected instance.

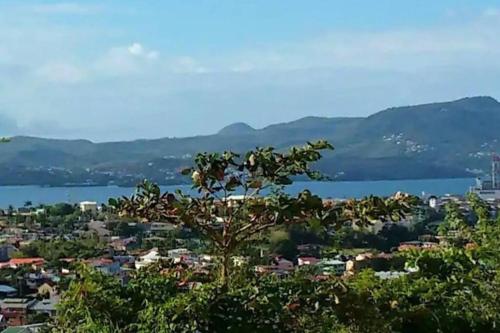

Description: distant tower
[493,153,500,189]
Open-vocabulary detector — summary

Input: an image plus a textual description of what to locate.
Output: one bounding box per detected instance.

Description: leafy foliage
[111,141,415,283]
[48,142,500,332]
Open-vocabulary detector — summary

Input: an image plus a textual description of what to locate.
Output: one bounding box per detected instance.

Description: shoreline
[0,176,475,189]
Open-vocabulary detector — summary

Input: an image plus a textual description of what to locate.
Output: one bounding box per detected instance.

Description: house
[398,241,439,251]
[374,271,408,280]
[25,273,46,290]
[85,258,120,276]
[167,248,192,259]
[111,237,138,252]
[87,221,111,242]
[346,252,402,273]
[37,283,57,299]
[0,298,36,326]
[297,244,322,257]
[297,257,320,266]
[273,257,294,270]
[30,297,59,317]
[255,257,294,276]
[79,201,98,214]
[0,258,45,270]
[135,248,165,269]
[1,323,46,333]
[144,222,176,235]
[254,265,292,277]
[0,286,17,299]
[0,245,17,262]
[318,259,346,276]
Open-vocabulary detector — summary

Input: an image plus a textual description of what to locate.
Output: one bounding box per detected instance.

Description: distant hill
[0,96,499,186]
[218,122,256,136]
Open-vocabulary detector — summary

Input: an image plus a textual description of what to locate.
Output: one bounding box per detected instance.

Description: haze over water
[0,178,475,208]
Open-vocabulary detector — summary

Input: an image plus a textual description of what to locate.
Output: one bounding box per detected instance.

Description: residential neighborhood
[0,194,497,331]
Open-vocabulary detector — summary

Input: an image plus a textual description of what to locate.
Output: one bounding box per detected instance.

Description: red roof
[9,258,45,265]
[298,257,319,261]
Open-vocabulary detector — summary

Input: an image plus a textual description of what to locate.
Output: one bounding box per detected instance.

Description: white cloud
[35,63,85,83]
[1,7,500,140]
[127,42,159,60]
[128,43,144,56]
[93,43,160,76]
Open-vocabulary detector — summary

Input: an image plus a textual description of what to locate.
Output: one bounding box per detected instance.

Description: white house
[167,248,192,259]
[135,248,165,269]
[79,201,98,214]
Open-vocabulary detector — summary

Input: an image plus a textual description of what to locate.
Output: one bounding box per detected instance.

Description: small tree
[111,141,415,285]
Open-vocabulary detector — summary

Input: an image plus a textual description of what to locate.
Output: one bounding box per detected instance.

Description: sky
[1,0,500,141]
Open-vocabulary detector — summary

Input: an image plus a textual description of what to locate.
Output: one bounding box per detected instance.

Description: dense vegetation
[43,141,500,332]
[50,212,500,332]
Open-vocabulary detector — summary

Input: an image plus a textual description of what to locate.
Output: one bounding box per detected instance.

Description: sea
[0,178,476,208]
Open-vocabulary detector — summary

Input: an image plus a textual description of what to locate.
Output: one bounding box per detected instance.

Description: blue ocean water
[0,178,475,208]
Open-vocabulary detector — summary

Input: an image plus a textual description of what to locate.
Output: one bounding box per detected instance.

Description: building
[0,245,17,263]
[79,201,98,214]
[135,248,165,270]
[37,283,57,299]
[374,271,408,280]
[297,257,320,266]
[471,154,500,200]
[428,196,439,210]
[87,221,111,242]
[30,297,59,317]
[0,286,16,299]
[255,257,294,276]
[0,258,45,270]
[398,241,439,251]
[0,298,36,326]
[0,323,46,333]
[318,259,346,276]
[111,237,138,252]
[345,252,402,273]
[85,258,120,276]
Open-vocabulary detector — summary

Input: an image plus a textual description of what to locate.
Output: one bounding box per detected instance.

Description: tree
[111,141,415,285]
[467,192,492,227]
[437,201,470,243]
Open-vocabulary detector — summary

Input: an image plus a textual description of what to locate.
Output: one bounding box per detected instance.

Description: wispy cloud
[1,5,500,140]
[93,43,160,76]
[35,63,86,83]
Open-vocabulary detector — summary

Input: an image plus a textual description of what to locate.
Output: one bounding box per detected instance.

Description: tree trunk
[220,251,230,287]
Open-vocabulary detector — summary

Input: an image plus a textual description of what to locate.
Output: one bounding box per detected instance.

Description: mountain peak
[218,122,256,136]
[452,96,499,107]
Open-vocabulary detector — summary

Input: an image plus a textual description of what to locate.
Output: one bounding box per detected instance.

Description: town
[0,190,497,332]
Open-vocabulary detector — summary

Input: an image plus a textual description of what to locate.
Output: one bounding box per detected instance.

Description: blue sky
[1,1,500,141]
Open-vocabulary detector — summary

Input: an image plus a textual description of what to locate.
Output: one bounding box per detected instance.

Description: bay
[0,178,476,208]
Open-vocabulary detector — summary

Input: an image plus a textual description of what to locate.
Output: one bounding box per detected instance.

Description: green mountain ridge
[1,96,499,186]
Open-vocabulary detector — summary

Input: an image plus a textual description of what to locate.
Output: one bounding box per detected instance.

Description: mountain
[218,122,256,136]
[1,96,499,186]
